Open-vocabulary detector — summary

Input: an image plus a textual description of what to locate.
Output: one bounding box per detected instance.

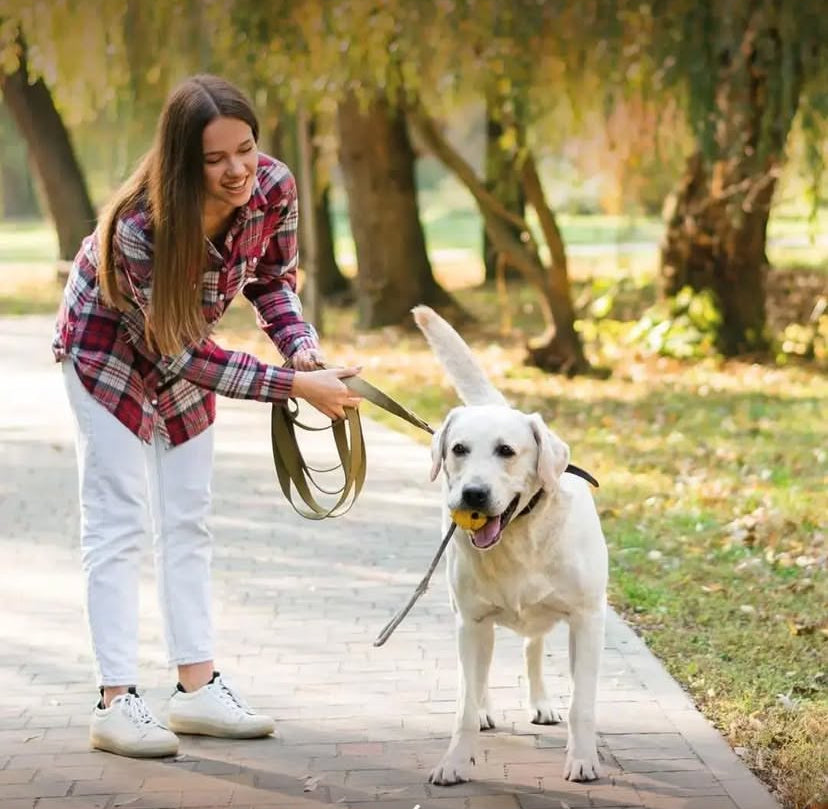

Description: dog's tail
[412,305,509,406]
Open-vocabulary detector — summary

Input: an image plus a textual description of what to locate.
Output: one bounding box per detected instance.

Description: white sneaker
[168,673,275,739]
[90,691,179,758]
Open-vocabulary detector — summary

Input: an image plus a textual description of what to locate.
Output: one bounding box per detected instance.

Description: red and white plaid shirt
[52,153,319,446]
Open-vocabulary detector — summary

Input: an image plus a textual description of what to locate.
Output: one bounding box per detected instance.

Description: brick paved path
[0,315,780,809]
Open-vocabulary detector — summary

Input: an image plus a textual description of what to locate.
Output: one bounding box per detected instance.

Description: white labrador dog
[412,306,608,785]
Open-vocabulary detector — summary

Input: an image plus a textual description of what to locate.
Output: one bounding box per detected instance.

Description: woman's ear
[528,413,570,490]
[430,409,458,482]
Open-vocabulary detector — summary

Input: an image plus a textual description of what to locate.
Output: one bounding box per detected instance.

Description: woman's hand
[290,366,362,421]
[291,348,326,371]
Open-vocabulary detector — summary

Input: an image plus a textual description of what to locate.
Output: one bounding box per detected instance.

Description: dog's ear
[528,413,570,490]
[430,409,458,482]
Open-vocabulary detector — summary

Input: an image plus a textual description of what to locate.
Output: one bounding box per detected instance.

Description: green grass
[0,220,59,263]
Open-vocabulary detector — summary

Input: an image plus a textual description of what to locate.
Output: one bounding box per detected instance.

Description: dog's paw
[478,709,495,730]
[429,753,474,786]
[529,700,562,725]
[563,749,601,782]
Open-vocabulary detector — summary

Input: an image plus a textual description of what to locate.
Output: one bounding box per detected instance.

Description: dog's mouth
[465,495,520,550]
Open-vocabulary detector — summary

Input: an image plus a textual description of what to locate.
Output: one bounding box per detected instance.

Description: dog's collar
[565,463,599,488]
[516,489,545,519]
[515,463,598,521]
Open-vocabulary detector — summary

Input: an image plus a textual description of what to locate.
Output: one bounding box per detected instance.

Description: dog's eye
[495,444,515,458]
[451,443,469,457]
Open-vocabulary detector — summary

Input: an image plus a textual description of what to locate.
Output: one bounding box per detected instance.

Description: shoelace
[116,693,161,726]
[212,677,253,715]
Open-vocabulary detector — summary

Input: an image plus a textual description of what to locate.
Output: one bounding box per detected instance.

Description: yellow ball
[451,509,488,531]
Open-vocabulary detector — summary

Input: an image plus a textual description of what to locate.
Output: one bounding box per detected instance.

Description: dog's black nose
[462,485,489,510]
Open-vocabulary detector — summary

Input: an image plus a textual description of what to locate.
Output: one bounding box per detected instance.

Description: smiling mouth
[465,495,520,550]
[223,178,248,192]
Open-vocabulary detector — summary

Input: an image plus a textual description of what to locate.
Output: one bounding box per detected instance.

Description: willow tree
[397,0,606,374]
[630,0,828,355]
[0,17,99,259]
[0,1,212,259]
[215,0,455,329]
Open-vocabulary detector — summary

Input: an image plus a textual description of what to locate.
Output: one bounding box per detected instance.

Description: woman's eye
[451,443,468,456]
[495,444,515,458]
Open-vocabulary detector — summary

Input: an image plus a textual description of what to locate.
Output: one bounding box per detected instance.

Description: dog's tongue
[471,516,502,549]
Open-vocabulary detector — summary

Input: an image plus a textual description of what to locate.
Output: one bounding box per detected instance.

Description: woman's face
[202,115,258,217]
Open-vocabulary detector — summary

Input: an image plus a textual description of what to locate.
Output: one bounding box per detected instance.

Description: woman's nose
[226,157,245,176]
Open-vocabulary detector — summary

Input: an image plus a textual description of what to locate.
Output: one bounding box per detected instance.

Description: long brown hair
[98,75,259,356]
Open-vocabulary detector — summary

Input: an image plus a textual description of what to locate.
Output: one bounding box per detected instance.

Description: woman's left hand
[291,348,326,371]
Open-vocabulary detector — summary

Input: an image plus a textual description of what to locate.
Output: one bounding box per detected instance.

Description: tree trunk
[410,108,591,375]
[271,113,351,303]
[337,92,454,329]
[660,153,776,355]
[0,36,95,260]
[519,155,588,374]
[0,107,40,218]
[483,103,525,282]
[659,6,801,356]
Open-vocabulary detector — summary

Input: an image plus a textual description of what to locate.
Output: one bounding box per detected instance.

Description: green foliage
[628,286,722,358]
[778,314,828,366]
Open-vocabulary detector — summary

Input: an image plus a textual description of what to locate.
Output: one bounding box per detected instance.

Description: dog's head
[430,405,570,550]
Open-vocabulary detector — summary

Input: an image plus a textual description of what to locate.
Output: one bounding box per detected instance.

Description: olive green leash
[270,370,433,520]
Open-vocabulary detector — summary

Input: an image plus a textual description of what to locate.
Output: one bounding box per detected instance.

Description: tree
[411,110,589,375]
[0,31,95,260]
[632,0,828,355]
[399,0,603,373]
[269,110,351,301]
[215,0,457,328]
[483,89,526,282]
[338,91,452,328]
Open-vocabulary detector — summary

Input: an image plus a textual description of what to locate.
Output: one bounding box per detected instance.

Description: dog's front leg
[525,635,562,724]
[563,607,605,781]
[429,617,493,785]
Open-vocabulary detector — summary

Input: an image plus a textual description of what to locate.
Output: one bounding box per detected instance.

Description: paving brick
[467,796,521,809]
[38,798,109,809]
[337,741,385,757]
[0,780,71,799]
[0,769,35,784]
[614,756,705,773]
[111,792,183,808]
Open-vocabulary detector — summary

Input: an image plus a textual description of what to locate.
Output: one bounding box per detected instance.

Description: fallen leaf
[788,619,817,636]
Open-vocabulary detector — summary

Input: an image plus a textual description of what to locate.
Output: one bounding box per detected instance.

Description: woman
[52,74,361,758]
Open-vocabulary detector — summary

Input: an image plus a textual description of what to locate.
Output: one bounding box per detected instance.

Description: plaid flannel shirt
[52,153,319,446]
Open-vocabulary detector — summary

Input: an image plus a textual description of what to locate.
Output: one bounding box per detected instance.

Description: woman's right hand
[290,366,363,421]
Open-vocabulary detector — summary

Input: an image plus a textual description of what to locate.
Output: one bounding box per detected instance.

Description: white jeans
[62,362,215,686]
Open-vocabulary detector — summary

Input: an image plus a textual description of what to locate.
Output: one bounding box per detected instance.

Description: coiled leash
[271,368,433,519]
[270,365,598,645]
